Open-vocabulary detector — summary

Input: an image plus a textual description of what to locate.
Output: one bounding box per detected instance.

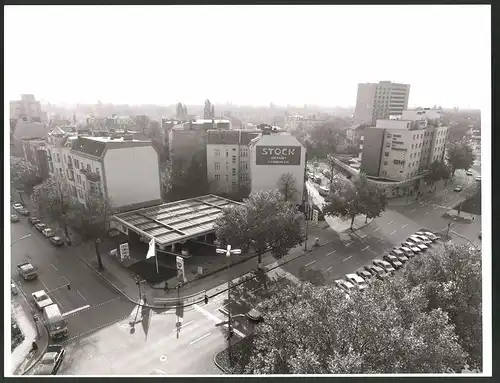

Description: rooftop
[13,120,49,140]
[71,136,152,158]
[207,130,261,145]
[113,195,241,246]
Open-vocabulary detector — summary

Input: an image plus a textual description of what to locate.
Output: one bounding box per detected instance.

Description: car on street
[406,237,428,251]
[412,234,433,246]
[454,185,463,192]
[13,203,23,211]
[383,254,403,269]
[345,273,368,291]
[34,223,47,232]
[28,216,41,225]
[356,269,374,283]
[373,259,396,274]
[32,290,54,311]
[42,228,55,238]
[49,236,65,247]
[33,345,65,375]
[11,214,20,222]
[401,242,421,254]
[246,306,263,322]
[478,231,482,239]
[364,265,390,280]
[416,231,440,241]
[18,207,30,215]
[319,186,330,197]
[475,176,481,182]
[335,279,356,295]
[466,170,473,176]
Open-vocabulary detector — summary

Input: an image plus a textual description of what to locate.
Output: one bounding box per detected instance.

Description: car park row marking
[304,260,316,267]
[376,238,384,243]
[51,264,58,272]
[373,228,380,232]
[61,313,131,344]
[189,333,211,345]
[361,246,370,252]
[402,224,408,229]
[77,290,87,301]
[326,250,337,255]
[424,212,430,215]
[410,208,416,212]
[344,241,352,247]
[324,266,333,272]
[360,234,367,239]
[388,220,395,225]
[342,256,352,262]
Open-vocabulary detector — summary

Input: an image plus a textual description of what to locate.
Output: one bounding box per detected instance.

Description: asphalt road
[10,212,134,348]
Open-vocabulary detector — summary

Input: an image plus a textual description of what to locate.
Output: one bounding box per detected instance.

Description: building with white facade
[249,132,306,204]
[354,81,411,125]
[206,130,261,194]
[10,94,47,122]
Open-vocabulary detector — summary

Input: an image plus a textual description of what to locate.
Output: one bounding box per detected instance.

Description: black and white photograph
[5,4,491,377]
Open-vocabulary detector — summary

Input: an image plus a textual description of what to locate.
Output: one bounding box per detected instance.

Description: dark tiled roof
[71,137,107,158]
[207,130,261,145]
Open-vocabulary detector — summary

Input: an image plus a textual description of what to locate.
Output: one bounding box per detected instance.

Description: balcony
[80,168,101,182]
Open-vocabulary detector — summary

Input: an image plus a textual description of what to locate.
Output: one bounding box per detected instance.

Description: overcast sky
[4,5,490,108]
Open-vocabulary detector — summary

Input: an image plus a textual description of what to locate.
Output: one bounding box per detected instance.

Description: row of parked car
[334,230,441,295]
[11,202,65,246]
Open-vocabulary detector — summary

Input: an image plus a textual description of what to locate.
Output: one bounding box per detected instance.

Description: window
[74,159,79,167]
[77,174,81,183]
[87,164,91,172]
[96,168,100,176]
[232,168,237,176]
[78,189,83,198]
[241,161,248,171]
[225,175,229,182]
[383,161,388,165]
[226,151,229,157]
[59,168,63,177]
[386,143,390,147]
[232,148,236,151]
[240,148,248,157]
[215,174,221,182]
[232,181,237,188]
[232,155,236,164]
[384,152,389,157]
[56,153,61,163]
[215,162,221,171]
[214,149,221,157]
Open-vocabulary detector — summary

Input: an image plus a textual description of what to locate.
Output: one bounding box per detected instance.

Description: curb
[213,353,229,374]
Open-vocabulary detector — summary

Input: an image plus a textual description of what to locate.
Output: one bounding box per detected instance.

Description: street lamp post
[216,245,241,348]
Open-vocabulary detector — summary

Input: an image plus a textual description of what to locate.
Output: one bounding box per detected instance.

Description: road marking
[193,304,245,338]
[77,290,86,301]
[325,266,333,272]
[410,208,416,212]
[41,279,64,309]
[63,304,90,318]
[342,256,352,262]
[344,241,352,247]
[250,286,264,294]
[389,230,396,236]
[361,245,370,252]
[172,320,193,332]
[189,333,211,345]
[424,212,429,215]
[218,307,229,316]
[402,224,408,229]
[94,296,122,307]
[373,227,380,232]
[51,264,58,272]
[304,260,316,267]
[376,238,384,243]
[326,250,337,255]
[360,234,367,239]
[388,220,395,225]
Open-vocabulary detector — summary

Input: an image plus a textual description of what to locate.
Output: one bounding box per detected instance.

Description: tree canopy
[446,142,475,175]
[277,172,298,202]
[10,156,40,196]
[167,156,210,201]
[424,160,452,186]
[245,277,467,374]
[214,190,304,265]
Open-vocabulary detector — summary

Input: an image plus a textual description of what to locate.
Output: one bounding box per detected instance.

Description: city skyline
[5,5,490,109]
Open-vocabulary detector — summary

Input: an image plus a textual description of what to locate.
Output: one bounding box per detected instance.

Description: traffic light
[204,294,209,305]
[67,284,71,291]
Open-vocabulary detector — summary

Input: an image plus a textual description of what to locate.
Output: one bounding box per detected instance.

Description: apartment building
[354,81,411,125]
[401,107,442,121]
[206,130,261,194]
[360,118,448,181]
[10,94,47,122]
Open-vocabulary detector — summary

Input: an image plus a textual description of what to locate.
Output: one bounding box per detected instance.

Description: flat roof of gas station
[112,194,240,246]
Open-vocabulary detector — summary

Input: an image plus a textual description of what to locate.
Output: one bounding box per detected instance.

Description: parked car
[356,269,374,283]
[35,223,47,232]
[390,248,405,258]
[373,259,396,274]
[475,176,481,182]
[406,237,428,251]
[466,170,473,176]
[345,273,368,291]
[318,186,330,197]
[478,231,482,239]
[42,228,55,238]
[412,234,433,246]
[33,345,65,375]
[18,207,30,216]
[246,307,263,322]
[394,246,413,259]
[28,216,41,225]
[49,236,64,247]
[454,185,463,192]
[32,290,54,311]
[364,265,390,280]
[416,231,439,241]
[335,279,355,295]
[11,280,18,295]
[11,214,20,222]
[13,203,23,211]
[383,254,403,269]
[401,242,421,254]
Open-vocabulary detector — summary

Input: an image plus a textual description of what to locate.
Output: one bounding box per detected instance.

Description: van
[43,304,68,339]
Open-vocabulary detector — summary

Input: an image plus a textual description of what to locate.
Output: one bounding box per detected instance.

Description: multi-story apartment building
[10,94,47,122]
[46,131,161,211]
[206,130,261,194]
[354,81,411,125]
[360,117,448,182]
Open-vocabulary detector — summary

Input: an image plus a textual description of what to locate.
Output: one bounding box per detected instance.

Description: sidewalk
[75,222,335,306]
[11,288,49,375]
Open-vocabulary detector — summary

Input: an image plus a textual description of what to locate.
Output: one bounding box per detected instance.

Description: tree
[361,180,387,223]
[70,190,115,270]
[425,160,452,188]
[245,278,467,374]
[402,243,482,370]
[297,267,326,286]
[159,166,172,201]
[214,190,304,267]
[168,156,210,201]
[30,177,76,244]
[446,142,475,176]
[10,156,40,202]
[325,154,339,186]
[277,172,298,202]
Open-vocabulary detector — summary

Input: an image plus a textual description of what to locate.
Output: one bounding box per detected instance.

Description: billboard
[256,146,301,166]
